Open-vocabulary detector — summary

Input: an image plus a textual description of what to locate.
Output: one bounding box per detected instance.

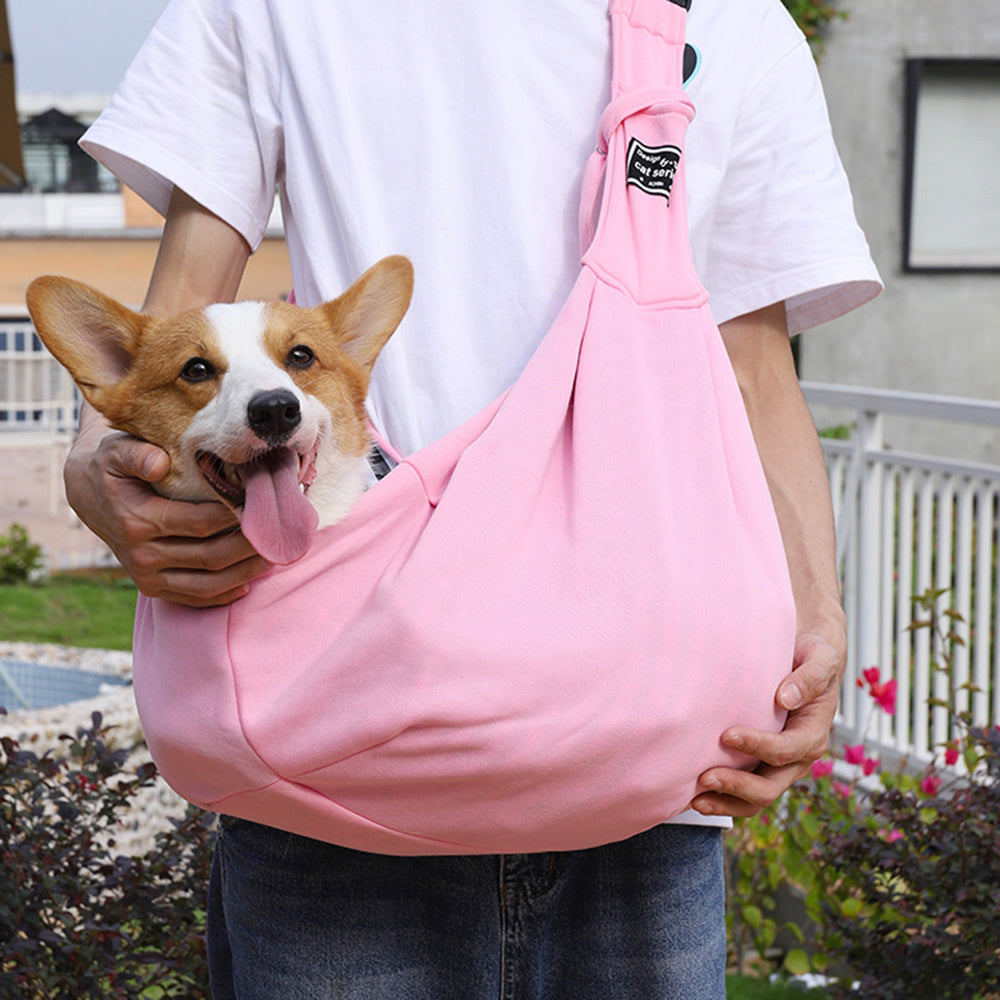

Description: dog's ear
[26,277,148,397]
[322,256,414,372]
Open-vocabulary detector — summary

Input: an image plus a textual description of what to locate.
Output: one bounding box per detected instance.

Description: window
[903,59,1000,272]
[20,107,119,194]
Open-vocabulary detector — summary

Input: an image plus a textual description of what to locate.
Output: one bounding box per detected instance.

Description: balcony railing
[803,382,1000,772]
[0,318,77,515]
[0,319,77,436]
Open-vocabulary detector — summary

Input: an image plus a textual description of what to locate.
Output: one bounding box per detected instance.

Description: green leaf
[759,923,777,951]
[840,897,863,919]
[784,948,811,976]
[920,807,938,824]
[742,904,763,929]
[766,860,783,890]
[784,920,806,944]
[801,811,821,840]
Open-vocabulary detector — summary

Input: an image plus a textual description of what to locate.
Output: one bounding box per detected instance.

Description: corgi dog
[26,256,413,565]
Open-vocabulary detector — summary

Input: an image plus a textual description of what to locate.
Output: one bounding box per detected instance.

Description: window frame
[903,57,1000,274]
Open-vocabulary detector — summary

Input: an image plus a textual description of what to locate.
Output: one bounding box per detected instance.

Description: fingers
[693,695,835,812]
[691,760,811,818]
[103,433,172,485]
[120,519,271,607]
[690,632,845,818]
[691,692,838,817]
[726,632,843,768]
[723,685,839,770]
[65,431,178,548]
[117,490,241,550]
[140,553,273,607]
[125,525,272,606]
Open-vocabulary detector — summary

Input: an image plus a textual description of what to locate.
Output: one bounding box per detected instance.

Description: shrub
[0,712,214,998]
[780,0,848,48]
[816,724,1000,998]
[728,590,1000,995]
[0,523,44,585]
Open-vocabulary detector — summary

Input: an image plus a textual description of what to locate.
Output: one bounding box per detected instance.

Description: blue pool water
[0,660,128,712]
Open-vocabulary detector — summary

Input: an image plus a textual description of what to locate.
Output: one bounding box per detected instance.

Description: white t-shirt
[83,0,881,459]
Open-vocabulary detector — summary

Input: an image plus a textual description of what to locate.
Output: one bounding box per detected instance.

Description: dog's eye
[287,345,316,370]
[180,357,216,383]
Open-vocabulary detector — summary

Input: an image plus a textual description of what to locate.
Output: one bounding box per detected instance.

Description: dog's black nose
[247,389,302,443]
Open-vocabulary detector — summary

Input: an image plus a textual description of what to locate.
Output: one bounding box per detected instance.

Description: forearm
[143,186,251,316]
[744,364,845,658]
[720,303,845,656]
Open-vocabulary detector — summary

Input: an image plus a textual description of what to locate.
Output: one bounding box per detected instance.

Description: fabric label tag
[625,139,681,202]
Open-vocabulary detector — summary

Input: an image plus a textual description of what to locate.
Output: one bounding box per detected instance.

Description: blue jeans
[207,820,726,999]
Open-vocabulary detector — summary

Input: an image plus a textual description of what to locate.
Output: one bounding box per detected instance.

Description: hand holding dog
[65,405,270,607]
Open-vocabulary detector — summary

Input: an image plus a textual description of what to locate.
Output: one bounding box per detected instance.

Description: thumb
[778,633,843,712]
[105,435,171,485]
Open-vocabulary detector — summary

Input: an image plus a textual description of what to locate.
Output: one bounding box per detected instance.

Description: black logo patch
[625,139,681,202]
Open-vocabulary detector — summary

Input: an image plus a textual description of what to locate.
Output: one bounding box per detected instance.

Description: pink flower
[873,678,898,715]
[882,828,904,844]
[841,744,880,775]
[920,774,941,796]
[944,743,960,766]
[811,758,834,779]
[859,667,898,715]
[833,780,852,799]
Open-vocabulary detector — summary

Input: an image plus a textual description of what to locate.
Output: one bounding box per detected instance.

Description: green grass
[0,572,138,650]
[727,974,831,999]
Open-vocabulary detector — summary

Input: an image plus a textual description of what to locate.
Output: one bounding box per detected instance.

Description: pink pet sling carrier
[133,0,796,855]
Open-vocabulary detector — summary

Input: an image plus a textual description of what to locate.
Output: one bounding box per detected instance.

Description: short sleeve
[80,0,282,251]
[698,28,881,334]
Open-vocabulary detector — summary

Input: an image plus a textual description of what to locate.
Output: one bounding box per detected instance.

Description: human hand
[65,427,271,607]
[690,630,845,818]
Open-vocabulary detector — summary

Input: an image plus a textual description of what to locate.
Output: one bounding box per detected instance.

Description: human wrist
[797,596,847,648]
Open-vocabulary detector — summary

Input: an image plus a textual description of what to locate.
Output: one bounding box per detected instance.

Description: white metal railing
[802,382,1000,771]
[0,319,77,434]
[0,319,77,515]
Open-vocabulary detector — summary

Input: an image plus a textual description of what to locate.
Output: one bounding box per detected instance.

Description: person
[66,0,882,996]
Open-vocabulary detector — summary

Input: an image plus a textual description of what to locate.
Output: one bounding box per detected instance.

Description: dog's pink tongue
[241,449,319,565]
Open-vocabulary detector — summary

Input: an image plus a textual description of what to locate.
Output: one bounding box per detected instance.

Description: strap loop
[596,88,689,154]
